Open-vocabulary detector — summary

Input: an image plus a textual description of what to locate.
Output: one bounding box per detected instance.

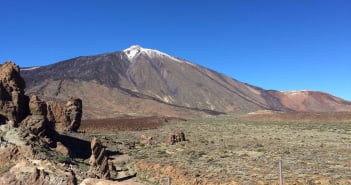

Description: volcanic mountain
[21,45,351,118]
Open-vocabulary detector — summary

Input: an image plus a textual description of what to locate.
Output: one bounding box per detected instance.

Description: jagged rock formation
[0,61,86,185]
[1,61,147,185]
[0,62,29,126]
[64,98,82,132]
[168,131,186,145]
[88,137,111,179]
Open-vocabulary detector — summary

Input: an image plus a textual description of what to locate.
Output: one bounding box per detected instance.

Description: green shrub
[0,165,11,176]
[57,156,71,163]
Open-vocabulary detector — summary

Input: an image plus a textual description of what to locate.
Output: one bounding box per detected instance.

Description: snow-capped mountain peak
[123,45,144,59]
[123,45,185,63]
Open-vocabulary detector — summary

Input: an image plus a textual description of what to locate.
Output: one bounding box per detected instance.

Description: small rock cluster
[168,131,186,145]
[140,134,154,146]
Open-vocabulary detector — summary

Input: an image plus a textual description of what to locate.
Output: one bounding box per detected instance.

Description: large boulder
[19,95,60,148]
[0,62,29,126]
[21,95,52,137]
[64,98,82,132]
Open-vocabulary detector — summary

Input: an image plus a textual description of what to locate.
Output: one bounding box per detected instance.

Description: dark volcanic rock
[168,130,186,145]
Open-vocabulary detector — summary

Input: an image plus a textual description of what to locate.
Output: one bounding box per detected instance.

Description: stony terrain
[1,58,351,185]
[84,113,351,185]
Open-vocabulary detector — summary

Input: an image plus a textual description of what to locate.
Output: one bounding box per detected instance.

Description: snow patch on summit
[281,90,309,96]
[123,45,143,59]
[21,66,40,71]
[123,45,196,66]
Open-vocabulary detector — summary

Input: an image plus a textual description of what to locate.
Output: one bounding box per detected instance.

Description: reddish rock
[64,98,82,132]
[29,95,48,116]
[0,62,29,125]
[46,101,66,130]
[27,167,76,185]
[21,96,51,137]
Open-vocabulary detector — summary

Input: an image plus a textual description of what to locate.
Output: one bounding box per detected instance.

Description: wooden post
[278,160,283,185]
[167,176,171,185]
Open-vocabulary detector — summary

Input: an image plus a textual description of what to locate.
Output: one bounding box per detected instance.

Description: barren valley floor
[81,113,351,185]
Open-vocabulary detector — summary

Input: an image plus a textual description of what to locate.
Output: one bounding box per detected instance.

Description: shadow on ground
[55,133,91,159]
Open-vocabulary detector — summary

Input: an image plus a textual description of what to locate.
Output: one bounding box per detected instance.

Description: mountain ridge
[20,45,351,118]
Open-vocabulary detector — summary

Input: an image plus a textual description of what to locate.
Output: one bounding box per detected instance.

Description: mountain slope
[20,45,351,118]
[268,90,351,112]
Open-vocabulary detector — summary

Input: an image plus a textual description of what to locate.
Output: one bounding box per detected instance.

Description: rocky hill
[21,45,351,118]
[268,90,351,112]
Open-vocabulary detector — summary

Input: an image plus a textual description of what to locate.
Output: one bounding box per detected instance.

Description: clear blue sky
[1,0,350,101]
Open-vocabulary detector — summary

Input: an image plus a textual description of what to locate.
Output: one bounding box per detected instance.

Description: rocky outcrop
[88,137,111,179]
[0,160,77,185]
[20,96,55,147]
[0,131,77,185]
[168,131,186,145]
[0,61,85,185]
[0,62,29,126]
[28,167,77,185]
[64,98,82,132]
